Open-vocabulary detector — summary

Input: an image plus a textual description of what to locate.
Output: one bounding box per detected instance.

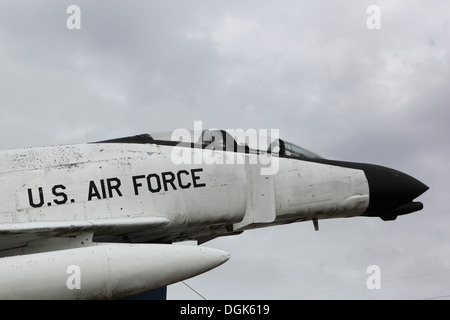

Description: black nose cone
[311,159,428,220]
[360,164,429,219]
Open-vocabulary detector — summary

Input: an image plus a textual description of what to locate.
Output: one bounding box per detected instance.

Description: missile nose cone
[199,247,231,265]
[362,164,429,217]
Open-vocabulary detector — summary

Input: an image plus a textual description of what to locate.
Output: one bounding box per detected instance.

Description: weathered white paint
[0,138,370,298]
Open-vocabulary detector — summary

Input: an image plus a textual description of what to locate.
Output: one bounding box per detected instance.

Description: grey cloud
[0,0,448,300]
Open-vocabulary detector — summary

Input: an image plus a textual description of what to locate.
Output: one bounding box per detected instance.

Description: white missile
[0,243,230,300]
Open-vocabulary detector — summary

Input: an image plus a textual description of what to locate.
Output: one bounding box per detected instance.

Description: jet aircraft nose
[360,164,429,220]
[319,159,428,220]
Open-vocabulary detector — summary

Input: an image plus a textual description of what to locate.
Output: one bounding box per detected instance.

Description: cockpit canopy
[95,129,323,160]
[282,140,323,160]
[196,129,323,160]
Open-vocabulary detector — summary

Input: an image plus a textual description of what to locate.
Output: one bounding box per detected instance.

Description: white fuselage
[0,142,369,245]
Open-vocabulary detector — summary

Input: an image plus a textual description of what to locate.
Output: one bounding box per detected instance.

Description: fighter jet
[0,128,428,299]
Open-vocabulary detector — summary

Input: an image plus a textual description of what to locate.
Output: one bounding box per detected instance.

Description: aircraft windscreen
[283,141,323,160]
[151,131,181,142]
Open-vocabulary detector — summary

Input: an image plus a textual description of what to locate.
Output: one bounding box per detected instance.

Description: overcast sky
[0,0,448,299]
